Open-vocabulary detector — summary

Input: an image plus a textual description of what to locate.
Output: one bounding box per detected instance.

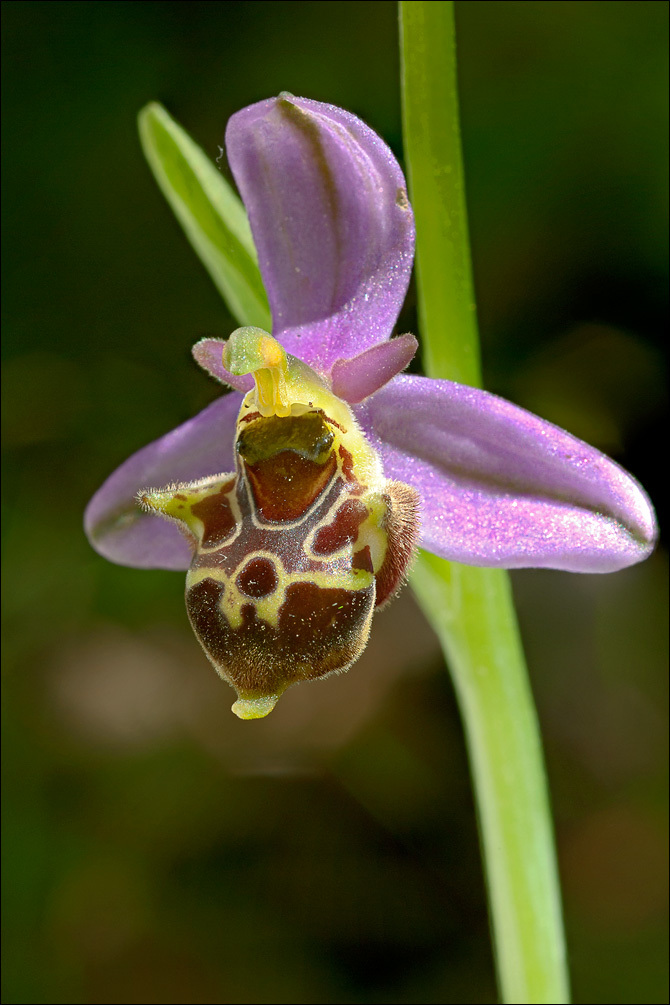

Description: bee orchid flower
[85,95,657,719]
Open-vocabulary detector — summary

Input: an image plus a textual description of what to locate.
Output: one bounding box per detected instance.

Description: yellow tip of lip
[231,694,279,720]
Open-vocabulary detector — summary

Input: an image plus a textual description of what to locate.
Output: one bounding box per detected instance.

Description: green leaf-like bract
[138,102,271,329]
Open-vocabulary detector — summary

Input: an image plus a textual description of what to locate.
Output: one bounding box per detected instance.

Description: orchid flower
[84,95,657,720]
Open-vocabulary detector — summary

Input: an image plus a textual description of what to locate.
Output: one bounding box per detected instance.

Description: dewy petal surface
[358,375,657,572]
[85,393,241,570]
[225,95,415,375]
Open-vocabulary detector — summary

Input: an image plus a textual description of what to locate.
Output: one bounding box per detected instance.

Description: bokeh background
[2,2,668,1002]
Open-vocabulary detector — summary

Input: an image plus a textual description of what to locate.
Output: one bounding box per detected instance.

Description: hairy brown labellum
[141,330,419,718]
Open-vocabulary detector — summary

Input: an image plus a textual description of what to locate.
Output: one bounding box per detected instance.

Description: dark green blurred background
[2,2,668,1002]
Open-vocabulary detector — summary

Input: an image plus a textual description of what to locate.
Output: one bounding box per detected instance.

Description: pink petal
[331,334,418,403]
[85,393,241,569]
[357,375,657,572]
[192,338,254,393]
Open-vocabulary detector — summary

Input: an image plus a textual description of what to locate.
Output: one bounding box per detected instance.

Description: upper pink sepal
[225,95,415,376]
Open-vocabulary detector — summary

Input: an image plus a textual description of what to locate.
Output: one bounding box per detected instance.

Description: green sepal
[138,102,271,329]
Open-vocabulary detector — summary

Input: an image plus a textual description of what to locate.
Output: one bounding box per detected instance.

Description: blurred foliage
[2,2,667,1003]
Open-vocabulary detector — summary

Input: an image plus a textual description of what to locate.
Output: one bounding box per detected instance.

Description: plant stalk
[400,4,570,1001]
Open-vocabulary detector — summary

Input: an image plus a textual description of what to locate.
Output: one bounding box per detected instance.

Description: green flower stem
[399,0,480,388]
[400,4,570,1002]
[410,555,569,1003]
